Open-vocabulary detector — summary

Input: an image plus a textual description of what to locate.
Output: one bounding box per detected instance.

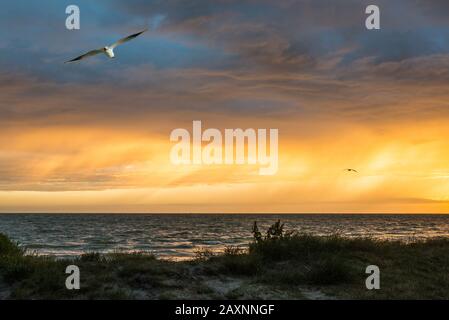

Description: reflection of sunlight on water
[1,214,448,260]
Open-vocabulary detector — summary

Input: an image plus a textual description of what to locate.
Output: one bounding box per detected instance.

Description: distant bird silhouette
[344,168,359,173]
[65,29,147,63]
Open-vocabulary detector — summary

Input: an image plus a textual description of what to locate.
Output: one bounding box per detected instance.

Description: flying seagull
[344,168,359,173]
[65,29,147,63]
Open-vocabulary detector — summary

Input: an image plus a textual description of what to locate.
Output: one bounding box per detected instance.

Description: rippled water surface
[1,214,448,260]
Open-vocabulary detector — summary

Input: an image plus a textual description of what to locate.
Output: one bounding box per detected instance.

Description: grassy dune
[1,221,449,300]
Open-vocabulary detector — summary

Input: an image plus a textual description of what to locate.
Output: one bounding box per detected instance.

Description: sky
[1,0,449,213]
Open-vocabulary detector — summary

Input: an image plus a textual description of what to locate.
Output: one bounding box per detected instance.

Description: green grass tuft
[0,233,25,257]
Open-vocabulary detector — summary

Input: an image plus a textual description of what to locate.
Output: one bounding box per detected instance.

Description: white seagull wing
[110,29,147,49]
[65,48,104,63]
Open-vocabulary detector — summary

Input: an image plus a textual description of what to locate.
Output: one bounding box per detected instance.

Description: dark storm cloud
[1,0,449,127]
[3,0,449,80]
[108,0,449,68]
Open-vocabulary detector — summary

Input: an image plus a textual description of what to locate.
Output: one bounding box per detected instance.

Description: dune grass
[1,221,449,299]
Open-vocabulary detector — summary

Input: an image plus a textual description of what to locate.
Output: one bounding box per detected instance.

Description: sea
[1,214,448,260]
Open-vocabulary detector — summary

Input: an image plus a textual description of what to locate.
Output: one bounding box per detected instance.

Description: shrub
[0,233,25,257]
[252,220,295,244]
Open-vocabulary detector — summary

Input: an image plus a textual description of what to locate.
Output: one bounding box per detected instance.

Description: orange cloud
[1,116,449,213]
